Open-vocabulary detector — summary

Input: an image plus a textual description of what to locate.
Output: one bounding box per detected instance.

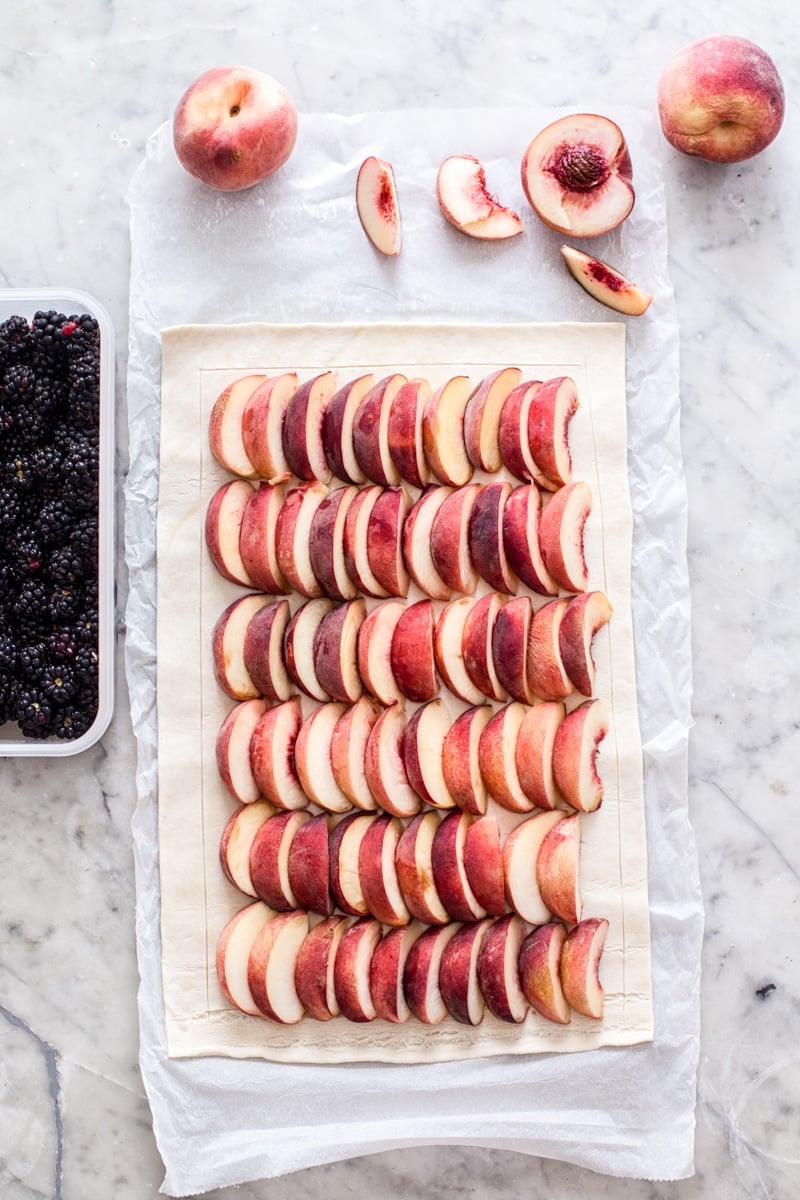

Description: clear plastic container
[0,287,115,755]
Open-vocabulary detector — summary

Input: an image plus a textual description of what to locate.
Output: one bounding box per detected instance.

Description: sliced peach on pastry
[394,810,450,926]
[308,484,360,601]
[388,377,432,488]
[477,701,534,813]
[439,916,494,1025]
[462,813,506,916]
[431,809,487,922]
[467,479,517,594]
[403,698,457,810]
[357,599,406,706]
[238,479,290,595]
[249,809,311,910]
[216,900,274,1015]
[462,591,508,701]
[357,812,410,927]
[527,597,574,702]
[369,922,423,1023]
[441,704,493,814]
[366,485,411,597]
[286,810,332,916]
[559,590,613,696]
[476,912,530,1023]
[342,484,390,598]
[294,701,353,814]
[216,697,267,804]
[552,698,609,813]
[322,373,375,484]
[241,372,298,480]
[403,922,461,1024]
[249,696,308,811]
[518,921,571,1024]
[390,598,438,702]
[294,914,351,1021]
[282,370,338,482]
[422,375,474,486]
[433,596,485,705]
[502,810,566,925]
[242,597,294,703]
[330,695,381,812]
[328,812,377,917]
[219,800,275,898]
[560,916,609,1019]
[402,485,454,601]
[283,597,334,701]
[274,481,329,598]
[527,375,579,488]
[515,700,566,811]
[205,478,256,587]
[312,598,366,704]
[363,703,422,819]
[491,594,536,705]
[536,812,582,925]
[247,909,309,1023]
[502,482,559,596]
[211,592,272,701]
[463,367,522,471]
[538,480,593,594]
[352,373,407,486]
[208,374,265,478]
[333,916,383,1022]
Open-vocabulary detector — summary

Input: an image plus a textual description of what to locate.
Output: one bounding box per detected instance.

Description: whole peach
[657,36,784,163]
[173,65,298,191]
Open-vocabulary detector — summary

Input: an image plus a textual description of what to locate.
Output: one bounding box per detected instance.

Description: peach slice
[527,376,579,489]
[242,597,294,702]
[561,245,653,317]
[328,812,377,917]
[205,478,256,587]
[502,810,566,925]
[249,809,310,910]
[462,592,508,701]
[308,485,360,601]
[431,809,487,922]
[402,485,454,601]
[216,697,267,804]
[403,922,461,1024]
[342,485,390,599]
[539,481,593,594]
[433,596,484,705]
[536,812,582,925]
[439,917,494,1025]
[238,480,289,595]
[322,373,375,484]
[394,810,449,926]
[388,377,432,488]
[211,592,271,701]
[363,704,422,819]
[241,372,298,480]
[463,367,522,472]
[521,113,635,238]
[282,370,338,482]
[353,374,407,486]
[366,486,411,597]
[491,595,536,704]
[294,701,353,813]
[436,154,523,240]
[429,482,482,596]
[422,375,474,487]
[333,916,383,1021]
[476,913,529,1023]
[468,479,517,594]
[477,702,534,813]
[294,914,350,1021]
[560,916,609,1019]
[497,378,552,491]
[312,598,366,704]
[515,700,566,811]
[286,811,332,916]
[216,900,274,1016]
[219,800,275,898]
[208,374,265,478]
[502,483,559,596]
[247,909,309,1023]
[249,697,308,811]
[441,704,493,814]
[559,589,613,696]
[357,813,410,927]
[369,922,423,1023]
[330,695,381,811]
[552,698,609,813]
[403,699,457,810]
[357,599,406,706]
[390,599,438,702]
[275,481,329,598]
[284,597,334,701]
[518,921,571,1024]
[462,813,506,916]
[527,598,574,702]
[356,156,401,256]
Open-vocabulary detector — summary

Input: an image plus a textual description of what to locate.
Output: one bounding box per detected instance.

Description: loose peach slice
[333,916,383,1022]
[249,697,308,811]
[434,596,485,704]
[477,702,534,813]
[491,595,536,705]
[497,378,551,490]
[216,900,274,1016]
[403,699,457,810]
[249,809,311,910]
[527,376,579,489]
[308,485,360,601]
[356,156,401,256]
[353,374,407,486]
[462,813,506,916]
[363,703,422,819]
[294,702,353,813]
[366,486,411,597]
[552,698,609,813]
[395,810,450,926]
[216,697,267,804]
[330,695,381,811]
[439,917,494,1025]
[476,913,529,1023]
[503,810,565,925]
[275,481,329,598]
[247,909,309,1023]
[312,598,366,703]
[518,921,571,1024]
[369,922,423,1023]
[430,482,482,596]
[322,374,375,484]
[241,372,298,480]
[211,592,271,701]
[286,811,332,916]
[560,916,609,1019]
[502,483,559,596]
[431,810,487,922]
[388,377,432,488]
[561,245,653,316]
[515,701,566,811]
[536,812,582,925]
[239,480,289,595]
[468,479,517,594]
[283,598,334,701]
[441,704,493,814]
[243,597,294,702]
[436,154,523,240]
[357,813,410,927]
[402,486,454,601]
[464,367,522,472]
[205,478,256,587]
[208,374,265,478]
[295,915,350,1021]
[329,812,377,917]
[219,800,275,897]
[527,598,574,702]
[403,922,461,1024]
[422,376,474,486]
[521,113,635,238]
[342,485,390,598]
[282,371,337,483]
[559,589,613,696]
[357,599,406,706]
[390,599,438,702]
[462,592,508,701]
[538,481,593,594]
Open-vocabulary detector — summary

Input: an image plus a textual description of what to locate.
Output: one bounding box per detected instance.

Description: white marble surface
[0,1,798,1197]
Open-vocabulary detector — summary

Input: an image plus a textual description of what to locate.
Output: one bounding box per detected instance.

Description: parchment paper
[126,107,702,1193]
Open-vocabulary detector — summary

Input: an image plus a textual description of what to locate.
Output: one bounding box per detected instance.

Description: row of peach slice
[208,369,578,494]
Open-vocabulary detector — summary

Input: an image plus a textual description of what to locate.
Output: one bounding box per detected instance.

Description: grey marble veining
[1,0,799,1197]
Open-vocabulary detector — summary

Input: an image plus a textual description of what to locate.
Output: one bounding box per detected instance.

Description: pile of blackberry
[0,310,101,740]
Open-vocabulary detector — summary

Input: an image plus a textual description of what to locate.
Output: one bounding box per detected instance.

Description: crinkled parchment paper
[125,107,702,1195]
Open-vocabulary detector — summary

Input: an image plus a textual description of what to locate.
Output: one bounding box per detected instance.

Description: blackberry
[68,512,99,554]
[2,361,35,403]
[60,432,99,509]
[16,689,55,739]
[47,545,83,586]
[40,662,77,704]
[47,628,78,663]
[28,442,63,485]
[16,642,49,681]
[0,482,30,529]
[48,584,83,622]
[37,496,77,544]
[54,703,93,741]
[7,530,45,576]
[0,315,33,366]
[30,310,68,352]
[15,579,50,639]
[74,643,99,682]
[0,632,17,673]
